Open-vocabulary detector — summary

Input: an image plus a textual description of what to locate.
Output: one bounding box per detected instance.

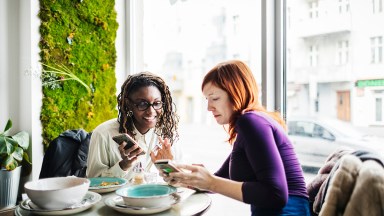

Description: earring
[127,111,133,117]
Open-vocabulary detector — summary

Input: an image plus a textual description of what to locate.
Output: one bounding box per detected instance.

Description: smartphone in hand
[112,134,146,155]
[154,159,182,173]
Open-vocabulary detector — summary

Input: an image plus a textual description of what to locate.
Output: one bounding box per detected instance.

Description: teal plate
[116,184,177,198]
[88,177,128,194]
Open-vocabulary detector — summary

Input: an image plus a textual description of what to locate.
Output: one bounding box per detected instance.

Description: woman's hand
[150,137,174,162]
[118,141,144,171]
[158,168,180,186]
[166,164,215,191]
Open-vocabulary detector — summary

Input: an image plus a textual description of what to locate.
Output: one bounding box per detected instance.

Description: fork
[66,194,96,209]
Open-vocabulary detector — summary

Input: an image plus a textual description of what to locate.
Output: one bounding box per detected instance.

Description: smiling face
[202,82,234,125]
[129,86,163,134]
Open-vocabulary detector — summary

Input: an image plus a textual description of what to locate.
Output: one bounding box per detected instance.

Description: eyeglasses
[133,101,163,111]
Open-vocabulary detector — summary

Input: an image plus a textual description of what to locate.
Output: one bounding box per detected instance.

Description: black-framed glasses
[133,101,163,111]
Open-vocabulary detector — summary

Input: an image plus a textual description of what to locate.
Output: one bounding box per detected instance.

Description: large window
[140,0,262,124]
[129,2,264,213]
[127,0,384,180]
[287,0,384,167]
[287,0,384,124]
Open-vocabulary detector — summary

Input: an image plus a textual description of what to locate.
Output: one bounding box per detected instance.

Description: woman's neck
[133,123,151,135]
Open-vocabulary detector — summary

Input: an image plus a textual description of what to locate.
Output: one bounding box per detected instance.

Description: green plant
[41,63,91,93]
[0,119,31,171]
[39,0,118,148]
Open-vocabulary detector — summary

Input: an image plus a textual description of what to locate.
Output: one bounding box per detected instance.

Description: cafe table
[14,186,213,216]
[14,182,250,216]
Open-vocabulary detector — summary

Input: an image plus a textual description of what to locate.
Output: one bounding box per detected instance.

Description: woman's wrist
[207,175,219,192]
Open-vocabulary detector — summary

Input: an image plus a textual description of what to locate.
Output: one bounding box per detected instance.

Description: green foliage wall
[39,0,118,148]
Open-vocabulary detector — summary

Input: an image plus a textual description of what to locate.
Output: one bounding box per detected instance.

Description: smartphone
[112,134,146,155]
[154,159,182,173]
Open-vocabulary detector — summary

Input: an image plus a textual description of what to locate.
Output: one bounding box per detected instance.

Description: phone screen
[160,166,177,173]
[154,160,180,173]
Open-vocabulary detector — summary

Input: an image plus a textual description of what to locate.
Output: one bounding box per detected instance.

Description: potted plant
[0,119,30,209]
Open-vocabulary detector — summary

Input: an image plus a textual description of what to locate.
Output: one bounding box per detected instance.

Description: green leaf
[3,155,18,171]
[4,119,12,131]
[23,152,31,164]
[4,137,18,151]
[12,147,23,161]
[4,137,16,154]
[0,136,6,154]
[3,119,12,134]
[12,131,30,150]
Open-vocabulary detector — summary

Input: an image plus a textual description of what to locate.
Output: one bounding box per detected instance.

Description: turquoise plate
[116,184,177,198]
[115,184,178,208]
[88,177,128,194]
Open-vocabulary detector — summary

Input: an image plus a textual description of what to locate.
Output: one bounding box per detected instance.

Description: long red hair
[202,60,286,144]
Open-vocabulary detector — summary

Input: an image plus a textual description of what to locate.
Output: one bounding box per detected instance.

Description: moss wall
[39,0,118,148]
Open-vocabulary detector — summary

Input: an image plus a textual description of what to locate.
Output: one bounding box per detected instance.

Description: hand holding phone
[154,159,182,174]
[112,134,146,155]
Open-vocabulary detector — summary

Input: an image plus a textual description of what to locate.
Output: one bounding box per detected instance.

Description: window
[287,0,384,168]
[376,97,383,122]
[337,40,349,65]
[338,0,350,14]
[141,0,262,124]
[309,45,318,67]
[309,1,319,19]
[373,0,383,13]
[371,36,383,63]
[127,0,384,183]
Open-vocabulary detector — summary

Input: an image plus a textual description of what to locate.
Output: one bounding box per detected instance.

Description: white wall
[0,0,20,132]
[29,0,44,181]
[0,0,8,129]
[0,0,43,180]
[115,0,127,94]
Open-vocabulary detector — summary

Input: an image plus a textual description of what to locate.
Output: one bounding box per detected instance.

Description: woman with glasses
[86,72,181,180]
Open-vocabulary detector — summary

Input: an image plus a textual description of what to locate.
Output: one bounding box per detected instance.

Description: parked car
[287,116,384,169]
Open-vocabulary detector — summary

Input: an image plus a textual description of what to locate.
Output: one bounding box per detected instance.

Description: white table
[15,188,250,216]
[15,191,211,216]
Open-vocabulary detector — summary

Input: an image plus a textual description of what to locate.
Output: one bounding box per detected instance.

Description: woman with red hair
[163,60,310,215]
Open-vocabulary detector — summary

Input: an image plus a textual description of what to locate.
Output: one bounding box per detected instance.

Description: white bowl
[115,184,178,208]
[24,177,90,210]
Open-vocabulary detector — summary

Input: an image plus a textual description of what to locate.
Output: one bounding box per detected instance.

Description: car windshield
[320,119,367,140]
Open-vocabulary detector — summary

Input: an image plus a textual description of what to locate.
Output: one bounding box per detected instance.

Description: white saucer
[18,191,101,216]
[104,196,174,215]
[88,177,128,194]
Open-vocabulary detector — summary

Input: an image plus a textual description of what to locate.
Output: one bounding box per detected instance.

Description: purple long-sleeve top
[215,112,308,209]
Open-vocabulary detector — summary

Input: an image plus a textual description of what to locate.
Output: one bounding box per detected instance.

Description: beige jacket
[319,155,384,216]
